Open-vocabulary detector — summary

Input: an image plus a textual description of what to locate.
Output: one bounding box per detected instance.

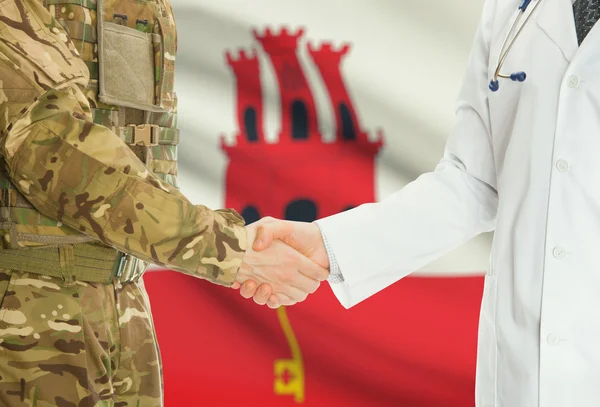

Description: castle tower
[254,27,320,142]
[226,49,265,142]
[308,42,367,143]
[221,27,383,225]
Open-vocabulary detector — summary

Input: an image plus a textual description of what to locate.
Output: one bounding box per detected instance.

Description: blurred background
[143,0,492,405]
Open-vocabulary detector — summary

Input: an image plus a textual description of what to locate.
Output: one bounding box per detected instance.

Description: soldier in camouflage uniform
[0,0,329,406]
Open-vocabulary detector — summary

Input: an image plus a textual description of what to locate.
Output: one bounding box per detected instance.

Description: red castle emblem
[219,26,385,402]
[220,26,384,224]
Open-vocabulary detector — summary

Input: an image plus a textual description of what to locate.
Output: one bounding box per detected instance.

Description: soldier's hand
[236,222,329,308]
[239,218,330,308]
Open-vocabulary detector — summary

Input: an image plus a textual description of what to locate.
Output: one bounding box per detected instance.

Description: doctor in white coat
[238,0,600,405]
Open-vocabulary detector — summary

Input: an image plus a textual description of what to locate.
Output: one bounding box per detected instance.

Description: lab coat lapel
[536,0,578,61]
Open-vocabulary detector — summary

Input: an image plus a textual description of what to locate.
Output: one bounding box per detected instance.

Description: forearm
[0,0,246,286]
[4,85,246,284]
[317,156,498,307]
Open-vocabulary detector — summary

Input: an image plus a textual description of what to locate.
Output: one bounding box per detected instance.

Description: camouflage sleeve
[0,0,246,286]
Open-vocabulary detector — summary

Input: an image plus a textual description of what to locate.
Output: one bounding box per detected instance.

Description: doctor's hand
[233,222,329,308]
[238,217,330,308]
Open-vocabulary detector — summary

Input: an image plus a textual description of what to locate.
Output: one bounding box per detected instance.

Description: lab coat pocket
[475,272,498,407]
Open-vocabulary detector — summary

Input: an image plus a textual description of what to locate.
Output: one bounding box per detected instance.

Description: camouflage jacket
[0,0,246,286]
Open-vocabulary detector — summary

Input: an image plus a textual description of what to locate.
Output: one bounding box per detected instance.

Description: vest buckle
[128,124,159,146]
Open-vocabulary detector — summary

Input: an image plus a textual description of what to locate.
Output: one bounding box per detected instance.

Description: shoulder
[0,0,88,93]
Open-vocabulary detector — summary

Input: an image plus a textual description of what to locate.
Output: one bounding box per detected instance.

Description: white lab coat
[316,0,600,405]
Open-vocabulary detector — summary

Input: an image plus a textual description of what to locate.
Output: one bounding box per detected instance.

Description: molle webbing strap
[59,245,76,284]
[90,108,178,130]
[116,125,179,146]
[58,21,97,43]
[91,107,119,128]
[153,172,177,187]
[0,243,119,284]
[89,107,180,188]
[147,111,178,128]
[85,61,98,80]
[0,183,34,210]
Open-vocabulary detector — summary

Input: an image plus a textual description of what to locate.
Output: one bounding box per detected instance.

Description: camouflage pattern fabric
[0,0,247,286]
[0,268,162,407]
[0,1,248,405]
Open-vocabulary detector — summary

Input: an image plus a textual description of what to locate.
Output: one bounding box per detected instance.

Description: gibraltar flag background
[143,0,494,406]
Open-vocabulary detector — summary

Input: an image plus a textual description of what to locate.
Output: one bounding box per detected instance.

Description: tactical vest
[0,0,179,279]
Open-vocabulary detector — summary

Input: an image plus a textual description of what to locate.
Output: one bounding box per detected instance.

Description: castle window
[291,100,309,140]
[241,205,261,224]
[285,199,317,222]
[243,107,258,142]
[339,103,356,140]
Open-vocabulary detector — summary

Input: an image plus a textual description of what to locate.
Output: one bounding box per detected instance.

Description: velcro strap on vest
[116,125,179,146]
[0,244,141,284]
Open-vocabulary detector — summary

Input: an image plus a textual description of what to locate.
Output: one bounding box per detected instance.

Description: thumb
[252,225,279,252]
[252,222,286,251]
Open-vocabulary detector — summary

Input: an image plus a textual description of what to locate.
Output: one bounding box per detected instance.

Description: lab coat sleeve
[316,0,499,309]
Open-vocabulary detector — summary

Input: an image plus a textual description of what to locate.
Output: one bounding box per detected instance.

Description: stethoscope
[489,0,543,92]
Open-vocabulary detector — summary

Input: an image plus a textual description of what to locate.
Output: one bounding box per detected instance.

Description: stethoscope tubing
[490,0,543,91]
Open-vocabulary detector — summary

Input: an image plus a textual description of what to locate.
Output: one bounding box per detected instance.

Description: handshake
[232,217,330,309]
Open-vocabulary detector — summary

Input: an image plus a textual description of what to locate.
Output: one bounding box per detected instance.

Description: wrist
[312,221,331,270]
[237,226,256,283]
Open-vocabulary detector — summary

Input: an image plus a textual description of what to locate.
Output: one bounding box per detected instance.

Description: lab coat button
[553,246,566,260]
[556,159,569,172]
[567,75,579,88]
[547,333,561,346]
